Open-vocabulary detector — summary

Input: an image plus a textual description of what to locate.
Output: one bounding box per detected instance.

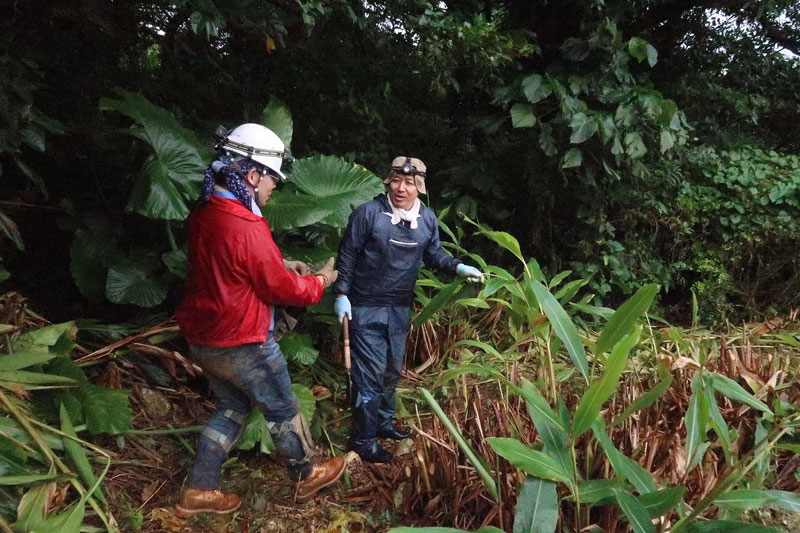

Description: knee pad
[268,412,314,464]
[200,409,247,453]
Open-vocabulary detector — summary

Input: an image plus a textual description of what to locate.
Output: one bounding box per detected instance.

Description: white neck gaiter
[387,196,422,229]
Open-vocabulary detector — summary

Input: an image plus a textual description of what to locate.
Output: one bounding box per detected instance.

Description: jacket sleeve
[243,221,324,307]
[423,213,462,273]
[332,206,371,295]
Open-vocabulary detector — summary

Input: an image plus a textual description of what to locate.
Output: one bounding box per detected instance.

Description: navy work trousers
[350,305,411,422]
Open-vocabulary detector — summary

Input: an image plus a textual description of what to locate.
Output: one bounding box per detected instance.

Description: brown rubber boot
[295,456,346,503]
[173,487,241,519]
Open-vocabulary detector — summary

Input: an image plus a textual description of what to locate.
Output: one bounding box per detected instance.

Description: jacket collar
[208,195,264,221]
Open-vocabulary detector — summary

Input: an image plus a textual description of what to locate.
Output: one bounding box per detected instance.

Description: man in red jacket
[174,124,345,518]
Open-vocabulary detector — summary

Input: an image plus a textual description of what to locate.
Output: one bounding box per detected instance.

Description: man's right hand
[334,295,352,323]
[314,257,338,288]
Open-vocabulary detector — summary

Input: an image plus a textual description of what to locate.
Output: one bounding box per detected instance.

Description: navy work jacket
[333,194,462,307]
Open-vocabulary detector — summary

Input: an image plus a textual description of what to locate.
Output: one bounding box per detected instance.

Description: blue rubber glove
[334,295,352,323]
[456,264,484,283]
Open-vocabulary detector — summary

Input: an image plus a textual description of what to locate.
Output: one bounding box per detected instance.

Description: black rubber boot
[377,419,411,440]
[348,397,393,463]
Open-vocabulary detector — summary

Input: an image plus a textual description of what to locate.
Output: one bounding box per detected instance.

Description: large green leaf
[106,262,168,307]
[487,438,571,484]
[260,96,293,149]
[513,477,558,533]
[292,383,316,423]
[79,384,132,435]
[100,90,206,220]
[596,284,658,354]
[511,104,536,128]
[522,74,552,103]
[529,279,589,381]
[279,333,319,366]
[70,229,125,303]
[12,322,76,354]
[569,112,598,144]
[613,488,655,533]
[264,155,383,230]
[573,327,640,437]
[237,410,275,454]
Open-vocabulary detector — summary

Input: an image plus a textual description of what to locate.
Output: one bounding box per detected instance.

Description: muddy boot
[377,418,411,440]
[174,488,241,518]
[295,456,346,502]
[348,397,393,463]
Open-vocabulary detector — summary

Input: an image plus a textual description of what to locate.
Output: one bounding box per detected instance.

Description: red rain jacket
[176,196,323,347]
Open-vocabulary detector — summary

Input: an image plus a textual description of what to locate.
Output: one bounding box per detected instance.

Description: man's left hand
[284,260,311,276]
[456,264,484,283]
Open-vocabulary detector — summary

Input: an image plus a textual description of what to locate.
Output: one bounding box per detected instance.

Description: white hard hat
[217,123,288,181]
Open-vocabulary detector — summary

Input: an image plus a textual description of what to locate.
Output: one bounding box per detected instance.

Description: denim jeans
[186,337,311,488]
[349,305,411,422]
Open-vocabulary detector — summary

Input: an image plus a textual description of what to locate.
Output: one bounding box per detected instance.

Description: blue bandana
[201,155,263,210]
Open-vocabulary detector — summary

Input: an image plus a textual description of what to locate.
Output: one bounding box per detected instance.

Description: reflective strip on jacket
[333,194,462,306]
[177,196,323,347]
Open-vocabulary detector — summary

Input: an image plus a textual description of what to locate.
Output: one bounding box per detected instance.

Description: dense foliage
[0,0,799,321]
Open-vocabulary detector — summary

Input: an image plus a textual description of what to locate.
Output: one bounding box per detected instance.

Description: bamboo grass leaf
[37,500,85,532]
[684,373,706,467]
[60,404,105,504]
[513,477,558,533]
[0,371,77,385]
[421,388,499,501]
[612,365,673,426]
[592,422,657,494]
[763,490,800,513]
[529,279,589,381]
[708,373,773,415]
[0,352,55,372]
[0,473,71,485]
[702,374,732,463]
[714,489,773,511]
[13,482,50,530]
[638,486,685,518]
[487,437,571,484]
[596,284,658,354]
[574,479,623,504]
[573,327,640,437]
[683,521,780,532]
[613,488,655,533]
[413,280,464,326]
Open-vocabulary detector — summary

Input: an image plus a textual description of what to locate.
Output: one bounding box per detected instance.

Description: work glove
[456,264,484,283]
[284,259,311,276]
[313,257,338,288]
[334,295,352,323]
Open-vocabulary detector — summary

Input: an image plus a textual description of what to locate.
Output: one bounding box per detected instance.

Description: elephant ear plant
[395,222,800,533]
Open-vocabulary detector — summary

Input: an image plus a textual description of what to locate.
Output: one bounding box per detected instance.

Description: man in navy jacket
[333,156,483,462]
